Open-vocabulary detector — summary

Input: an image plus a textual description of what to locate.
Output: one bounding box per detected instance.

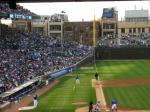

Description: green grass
[22,60,150,111]
[22,74,96,112]
[77,60,150,80]
[103,85,150,109]
[100,60,150,80]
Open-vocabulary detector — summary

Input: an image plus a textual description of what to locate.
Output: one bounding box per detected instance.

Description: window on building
[129,28,132,33]
[110,24,115,29]
[121,28,125,33]
[103,23,111,29]
[138,28,141,33]
[103,24,107,29]
[80,30,83,33]
[133,28,136,33]
[128,18,131,22]
[50,25,61,31]
[149,28,150,33]
[65,26,72,31]
[85,33,88,37]
[142,28,145,33]
[90,26,93,30]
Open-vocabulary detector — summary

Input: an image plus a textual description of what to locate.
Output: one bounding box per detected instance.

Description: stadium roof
[0,0,143,3]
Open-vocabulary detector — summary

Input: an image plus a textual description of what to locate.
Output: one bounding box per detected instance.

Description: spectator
[97,34,150,47]
[0,24,92,94]
[0,3,36,16]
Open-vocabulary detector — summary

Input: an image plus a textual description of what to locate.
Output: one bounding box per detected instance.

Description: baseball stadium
[0,0,150,112]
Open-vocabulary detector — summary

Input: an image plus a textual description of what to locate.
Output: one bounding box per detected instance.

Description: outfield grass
[22,74,96,112]
[100,60,150,80]
[103,85,150,109]
[77,60,150,80]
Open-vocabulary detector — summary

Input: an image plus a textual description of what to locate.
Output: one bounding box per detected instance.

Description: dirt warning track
[101,77,150,87]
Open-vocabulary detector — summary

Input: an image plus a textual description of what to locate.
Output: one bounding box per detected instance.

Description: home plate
[18,106,35,110]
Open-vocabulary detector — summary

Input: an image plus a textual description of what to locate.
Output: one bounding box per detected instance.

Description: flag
[61,11,66,13]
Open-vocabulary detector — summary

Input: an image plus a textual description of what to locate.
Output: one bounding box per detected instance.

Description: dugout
[0,78,39,112]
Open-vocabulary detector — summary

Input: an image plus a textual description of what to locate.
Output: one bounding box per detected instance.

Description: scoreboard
[102,8,114,18]
[9,14,32,20]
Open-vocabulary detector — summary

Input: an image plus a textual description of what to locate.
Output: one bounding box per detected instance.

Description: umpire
[95,72,99,80]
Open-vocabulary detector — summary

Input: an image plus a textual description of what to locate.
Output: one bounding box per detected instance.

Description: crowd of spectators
[0,24,19,49]
[0,24,92,94]
[0,3,36,16]
[98,34,150,47]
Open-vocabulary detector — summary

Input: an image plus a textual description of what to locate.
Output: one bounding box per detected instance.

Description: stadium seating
[98,34,150,47]
[0,3,36,16]
[0,26,92,94]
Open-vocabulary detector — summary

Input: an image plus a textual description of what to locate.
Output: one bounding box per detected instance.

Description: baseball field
[22,60,150,112]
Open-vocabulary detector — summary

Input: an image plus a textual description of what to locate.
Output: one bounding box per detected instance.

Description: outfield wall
[95,47,150,59]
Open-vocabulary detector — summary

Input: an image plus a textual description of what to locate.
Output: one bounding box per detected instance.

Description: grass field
[23,75,96,112]
[78,60,150,80]
[98,60,150,80]
[103,85,150,110]
[100,60,150,110]
[22,60,150,111]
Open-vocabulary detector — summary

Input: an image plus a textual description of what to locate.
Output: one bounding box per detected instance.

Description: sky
[17,1,150,21]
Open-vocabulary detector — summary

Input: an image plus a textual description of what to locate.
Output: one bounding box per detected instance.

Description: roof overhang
[0,0,144,3]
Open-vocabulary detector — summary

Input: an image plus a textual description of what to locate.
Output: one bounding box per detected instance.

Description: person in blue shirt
[111,99,117,112]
